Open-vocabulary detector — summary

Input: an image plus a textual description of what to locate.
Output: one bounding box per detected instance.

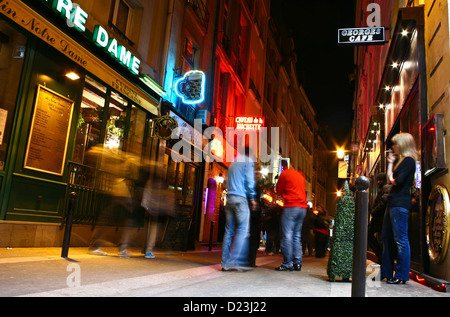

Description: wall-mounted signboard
[338,27,385,45]
[24,85,74,176]
[426,185,450,264]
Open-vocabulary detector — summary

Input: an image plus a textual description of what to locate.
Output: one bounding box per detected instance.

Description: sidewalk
[0,246,449,298]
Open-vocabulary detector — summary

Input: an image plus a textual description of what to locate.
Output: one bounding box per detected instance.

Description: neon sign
[40,0,141,76]
[235,117,264,131]
[338,27,385,45]
[175,71,206,105]
[93,26,141,75]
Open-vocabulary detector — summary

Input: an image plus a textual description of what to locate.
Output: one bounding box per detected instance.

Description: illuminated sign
[235,117,264,131]
[40,0,141,76]
[175,71,206,105]
[154,116,178,140]
[93,26,141,75]
[338,27,385,45]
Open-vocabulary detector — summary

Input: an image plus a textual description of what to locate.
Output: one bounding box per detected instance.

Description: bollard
[351,176,370,297]
[209,221,214,251]
[61,192,77,258]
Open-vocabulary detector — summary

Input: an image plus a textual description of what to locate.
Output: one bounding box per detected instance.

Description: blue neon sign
[174,71,206,105]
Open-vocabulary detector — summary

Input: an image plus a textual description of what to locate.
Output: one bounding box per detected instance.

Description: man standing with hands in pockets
[221,146,258,272]
[275,160,308,271]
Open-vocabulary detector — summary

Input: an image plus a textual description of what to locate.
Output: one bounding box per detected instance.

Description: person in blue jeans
[275,160,308,271]
[381,133,418,284]
[221,147,258,272]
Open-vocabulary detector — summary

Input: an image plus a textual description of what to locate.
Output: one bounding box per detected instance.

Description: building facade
[264,11,316,207]
[352,0,450,286]
[0,0,327,250]
[0,0,170,247]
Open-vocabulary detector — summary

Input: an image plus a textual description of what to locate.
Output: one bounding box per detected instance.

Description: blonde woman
[381,133,418,284]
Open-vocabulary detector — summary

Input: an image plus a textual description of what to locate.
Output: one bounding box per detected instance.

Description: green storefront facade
[0,0,167,247]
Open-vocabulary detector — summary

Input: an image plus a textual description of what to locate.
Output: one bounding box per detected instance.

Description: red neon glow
[415,275,425,282]
[235,117,264,131]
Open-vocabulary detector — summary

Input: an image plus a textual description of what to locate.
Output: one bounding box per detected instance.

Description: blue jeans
[381,206,410,281]
[221,195,250,268]
[280,207,307,267]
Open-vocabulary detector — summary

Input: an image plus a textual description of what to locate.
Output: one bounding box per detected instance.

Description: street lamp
[337,148,345,160]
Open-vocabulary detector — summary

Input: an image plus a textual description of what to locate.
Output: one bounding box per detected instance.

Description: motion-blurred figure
[368,173,390,263]
[221,146,258,271]
[141,165,176,259]
[87,145,143,258]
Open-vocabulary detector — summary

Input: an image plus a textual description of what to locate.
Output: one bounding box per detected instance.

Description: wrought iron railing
[63,162,133,226]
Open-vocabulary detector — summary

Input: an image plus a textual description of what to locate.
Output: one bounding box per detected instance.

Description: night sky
[271,0,356,149]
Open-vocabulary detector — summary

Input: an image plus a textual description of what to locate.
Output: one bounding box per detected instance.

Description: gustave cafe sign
[0,0,161,114]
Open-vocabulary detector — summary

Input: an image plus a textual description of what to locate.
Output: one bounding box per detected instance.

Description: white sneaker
[89,248,107,256]
[118,250,130,258]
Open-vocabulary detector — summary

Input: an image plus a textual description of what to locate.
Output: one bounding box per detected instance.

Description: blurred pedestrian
[301,208,315,256]
[141,165,176,259]
[262,194,281,255]
[313,210,329,258]
[248,167,264,267]
[221,146,258,271]
[87,145,140,258]
[381,133,418,284]
[275,160,308,271]
[368,173,391,263]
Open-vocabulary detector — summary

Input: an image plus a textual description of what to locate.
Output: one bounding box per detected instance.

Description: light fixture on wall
[216,173,224,185]
[65,71,80,80]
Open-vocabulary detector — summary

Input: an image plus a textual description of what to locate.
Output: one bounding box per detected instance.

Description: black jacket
[388,157,416,210]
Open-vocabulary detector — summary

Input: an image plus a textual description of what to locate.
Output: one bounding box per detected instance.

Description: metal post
[352,176,370,297]
[61,192,77,258]
[209,221,214,251]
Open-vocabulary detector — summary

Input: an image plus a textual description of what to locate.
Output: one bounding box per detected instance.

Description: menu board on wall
[24,85,74,176]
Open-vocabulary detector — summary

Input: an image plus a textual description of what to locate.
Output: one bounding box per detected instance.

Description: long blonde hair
[392,132,419,162]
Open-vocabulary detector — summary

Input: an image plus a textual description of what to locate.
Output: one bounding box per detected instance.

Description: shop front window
[127,105,146,156]
[75,76,129,167]
[185,165,197,206]
[74,76,107,167]
[105,91,128,151]
[0,21,27,170]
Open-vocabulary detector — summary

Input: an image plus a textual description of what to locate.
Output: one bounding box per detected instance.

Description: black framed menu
[24,85,74,176]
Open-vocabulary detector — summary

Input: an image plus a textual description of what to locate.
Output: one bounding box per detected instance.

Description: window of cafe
[0,21,27,170]
[162,152,198,208]
[74,75,129,167]
[74,76,160,178]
